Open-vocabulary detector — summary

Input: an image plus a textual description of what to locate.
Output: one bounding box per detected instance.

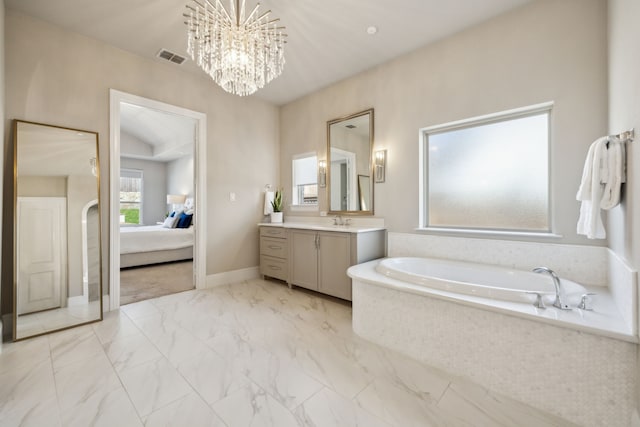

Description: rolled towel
[264,191,274,215]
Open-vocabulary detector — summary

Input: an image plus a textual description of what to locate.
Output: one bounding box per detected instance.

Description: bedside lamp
[167,194,186,212]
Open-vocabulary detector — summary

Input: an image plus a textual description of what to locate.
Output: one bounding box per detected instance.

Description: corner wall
[607,0,640,420]
[120,157,168,225]
[608,1,640,274]
[280,0,608,246]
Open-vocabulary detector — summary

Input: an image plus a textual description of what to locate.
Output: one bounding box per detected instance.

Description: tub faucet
[532,267,570,310]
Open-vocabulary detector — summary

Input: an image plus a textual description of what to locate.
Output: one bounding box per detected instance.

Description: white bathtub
[376,257,587,304]
[348,257,637,427]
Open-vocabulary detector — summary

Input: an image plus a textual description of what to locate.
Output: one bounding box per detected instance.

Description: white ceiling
[17,122,98,177]
[120,103,196,162]
[6,0,531,105]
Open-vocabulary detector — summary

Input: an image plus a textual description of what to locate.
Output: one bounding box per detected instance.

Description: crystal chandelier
[185,0,287,97]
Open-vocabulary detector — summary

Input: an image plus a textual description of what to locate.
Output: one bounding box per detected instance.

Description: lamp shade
[167,194,186,204]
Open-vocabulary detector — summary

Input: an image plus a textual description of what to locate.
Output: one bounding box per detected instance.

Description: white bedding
[120,225,194,254]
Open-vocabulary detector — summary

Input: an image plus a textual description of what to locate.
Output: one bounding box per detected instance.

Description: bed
[120,225,194,268]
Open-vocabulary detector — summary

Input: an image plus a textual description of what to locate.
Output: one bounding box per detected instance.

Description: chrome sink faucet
[532,267,570,310]
[333,215,343,225]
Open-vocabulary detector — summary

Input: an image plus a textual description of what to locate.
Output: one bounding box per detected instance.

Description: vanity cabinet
[289,228,385,301]
[259,227,289,282]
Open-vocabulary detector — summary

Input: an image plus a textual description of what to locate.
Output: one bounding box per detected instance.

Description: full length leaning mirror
[327,109,374,215]
[13,120,102,340]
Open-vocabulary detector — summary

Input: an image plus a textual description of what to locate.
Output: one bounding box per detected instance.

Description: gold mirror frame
[12,120,103,341]
[327,108,374,215]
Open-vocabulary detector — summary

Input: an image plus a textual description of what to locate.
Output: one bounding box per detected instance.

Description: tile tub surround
[389,232,638,335]
[350,266,637,427]
[0,279,575,426]
[389,232,610,286]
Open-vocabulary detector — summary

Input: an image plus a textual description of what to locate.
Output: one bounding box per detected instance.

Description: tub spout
[532,267,571,310]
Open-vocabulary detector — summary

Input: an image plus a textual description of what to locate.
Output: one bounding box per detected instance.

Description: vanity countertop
[258,222,386,234]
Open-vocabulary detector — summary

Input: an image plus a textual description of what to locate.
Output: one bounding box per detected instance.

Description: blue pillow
[176,212,193,228]
[170,211,175,217]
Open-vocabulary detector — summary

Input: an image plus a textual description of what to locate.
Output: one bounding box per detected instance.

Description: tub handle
[578,293,597,311]
[526,292,546,309]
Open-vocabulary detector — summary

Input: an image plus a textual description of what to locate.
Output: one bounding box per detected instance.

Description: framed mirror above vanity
[327,109,374,215]
[12,120,103,340]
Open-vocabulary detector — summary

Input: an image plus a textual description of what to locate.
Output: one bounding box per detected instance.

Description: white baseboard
[205,266,260,288]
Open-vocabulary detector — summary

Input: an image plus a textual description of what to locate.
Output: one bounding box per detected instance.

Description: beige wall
[608,0,640,418]
[4,9,280,287]
[280,0,608,246]
[608,0,640,271]
[17,176,66,197]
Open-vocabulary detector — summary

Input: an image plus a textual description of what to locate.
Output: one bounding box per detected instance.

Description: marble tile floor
[15,300,102,340]
[0,279,577,426]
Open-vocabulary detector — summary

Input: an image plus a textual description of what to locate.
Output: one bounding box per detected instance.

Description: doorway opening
[109,90,207,310]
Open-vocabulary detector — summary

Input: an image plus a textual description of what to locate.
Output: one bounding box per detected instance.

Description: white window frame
[119,168,143,225]
[291,152,319,212]
[418,101,558,237]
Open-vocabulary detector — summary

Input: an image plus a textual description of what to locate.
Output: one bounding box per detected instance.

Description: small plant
[271,189,283,213]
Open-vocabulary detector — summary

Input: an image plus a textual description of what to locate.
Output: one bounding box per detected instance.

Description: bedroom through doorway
[109,90,207,309]
[118,103,196,305]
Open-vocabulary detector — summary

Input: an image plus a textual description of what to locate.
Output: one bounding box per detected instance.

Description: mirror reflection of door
[327,109,374,214]
[330,148,357,211]
[17,197,66,314]
[13,120,102,340]
[339,163,348,210]
[118,102,197,305]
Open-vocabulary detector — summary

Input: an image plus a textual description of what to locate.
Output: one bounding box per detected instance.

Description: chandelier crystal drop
[185,0,287,97]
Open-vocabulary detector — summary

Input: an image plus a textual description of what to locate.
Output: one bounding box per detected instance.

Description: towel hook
[264,184,272,191]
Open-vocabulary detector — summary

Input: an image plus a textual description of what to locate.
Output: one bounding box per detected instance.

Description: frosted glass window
[425,110,549,232]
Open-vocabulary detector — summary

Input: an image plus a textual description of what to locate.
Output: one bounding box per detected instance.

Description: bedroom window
[120,169,143,225]
[419,102,551,234]
[292,153,318,207]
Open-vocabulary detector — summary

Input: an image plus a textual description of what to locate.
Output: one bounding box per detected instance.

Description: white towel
[576,136,626,239]
[264,191,274,215]
[576,137,607,239]
[601,141,624,210]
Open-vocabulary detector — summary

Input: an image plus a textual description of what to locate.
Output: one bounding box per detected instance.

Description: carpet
[120,260,194,305]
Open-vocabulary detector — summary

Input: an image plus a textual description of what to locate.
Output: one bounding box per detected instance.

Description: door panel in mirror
[13,120,102,340]
[327,109,374,215]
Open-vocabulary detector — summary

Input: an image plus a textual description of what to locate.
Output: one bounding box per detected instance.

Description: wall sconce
[375,150,386,183]
[89,157,98,177]
[318,160,327,187]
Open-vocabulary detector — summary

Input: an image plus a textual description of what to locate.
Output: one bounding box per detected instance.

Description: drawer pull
[267,230,280,234]
[268,245,282,250]
[269,265,282,270]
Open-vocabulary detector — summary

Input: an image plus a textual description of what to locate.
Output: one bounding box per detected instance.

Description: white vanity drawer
[260,227,287,239]
[260,237,288,258]
[260,255,288,281]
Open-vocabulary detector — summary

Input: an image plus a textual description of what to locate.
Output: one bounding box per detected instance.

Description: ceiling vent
[156,49,187,65]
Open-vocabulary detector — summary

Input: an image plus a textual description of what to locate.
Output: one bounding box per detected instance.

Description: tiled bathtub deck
[0,279,574,426]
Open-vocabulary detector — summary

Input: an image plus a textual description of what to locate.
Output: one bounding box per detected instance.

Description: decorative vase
[271,212,283,223]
